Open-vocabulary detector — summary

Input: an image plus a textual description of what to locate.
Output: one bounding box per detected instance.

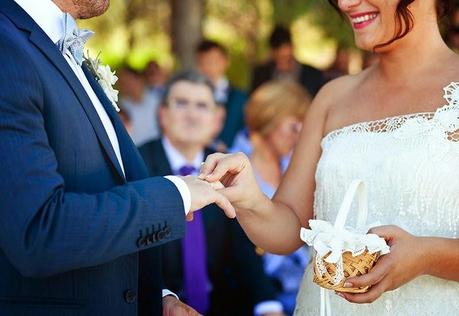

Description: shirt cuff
[164,176,191,215]
[254,300,284,316]
[162,289,179,300]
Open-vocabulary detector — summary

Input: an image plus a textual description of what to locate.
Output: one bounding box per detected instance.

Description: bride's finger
[218,186,241,203]
[344,254,391,289]
[199,153,226,179]
[339,279,387,304]
[205,152,249,183]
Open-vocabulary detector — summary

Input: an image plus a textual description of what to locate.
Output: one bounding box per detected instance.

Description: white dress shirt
[162,137,204,174]
[14,0,191,214]
[213,77,230,104]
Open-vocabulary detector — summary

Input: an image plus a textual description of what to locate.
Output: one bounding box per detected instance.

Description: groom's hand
[181,175,236,220]
[198,152,265,211]
[162,295,202,316]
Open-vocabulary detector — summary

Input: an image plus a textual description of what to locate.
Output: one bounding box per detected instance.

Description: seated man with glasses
[139,71,284,316]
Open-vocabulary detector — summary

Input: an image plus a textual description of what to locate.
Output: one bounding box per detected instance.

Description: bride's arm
[425,237,459,281]
[339,225,459,304]
[201,82,336,254]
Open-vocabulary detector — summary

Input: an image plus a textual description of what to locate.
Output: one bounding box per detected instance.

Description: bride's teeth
[352,14,377,24]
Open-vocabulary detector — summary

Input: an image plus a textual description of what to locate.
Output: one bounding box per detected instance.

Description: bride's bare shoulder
[310,69,368,116]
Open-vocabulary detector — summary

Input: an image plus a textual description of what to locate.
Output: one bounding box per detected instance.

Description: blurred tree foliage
[79,0,354,89]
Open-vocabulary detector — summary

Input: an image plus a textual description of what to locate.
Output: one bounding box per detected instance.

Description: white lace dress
[294,82,459,316]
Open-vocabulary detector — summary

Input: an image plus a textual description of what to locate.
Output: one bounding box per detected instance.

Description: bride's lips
[349,12,379,30]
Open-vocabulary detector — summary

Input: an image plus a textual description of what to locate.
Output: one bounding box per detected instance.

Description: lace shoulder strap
[435,82,459,138]
[443,82,459,107]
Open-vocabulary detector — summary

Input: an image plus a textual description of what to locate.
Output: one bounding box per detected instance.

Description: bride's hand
[338,225,428,304]
[199,152,265,211]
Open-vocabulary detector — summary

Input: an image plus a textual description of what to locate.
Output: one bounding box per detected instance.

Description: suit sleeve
[0,31,185,278]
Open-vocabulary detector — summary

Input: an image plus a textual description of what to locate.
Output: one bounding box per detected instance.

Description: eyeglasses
[167,97,216,113]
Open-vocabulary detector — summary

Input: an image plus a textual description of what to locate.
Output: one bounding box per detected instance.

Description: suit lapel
[81,64,149,181]
[0,1,138,182]
[29,31,127,182]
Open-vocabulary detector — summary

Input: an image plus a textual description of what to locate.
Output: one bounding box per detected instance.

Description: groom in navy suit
[0,0,234,315]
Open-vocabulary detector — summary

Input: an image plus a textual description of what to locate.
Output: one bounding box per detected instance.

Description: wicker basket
[313,250,380,293]
[308,180,386,294]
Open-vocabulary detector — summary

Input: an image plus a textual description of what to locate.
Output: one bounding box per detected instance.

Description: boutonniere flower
[84,52,120,112]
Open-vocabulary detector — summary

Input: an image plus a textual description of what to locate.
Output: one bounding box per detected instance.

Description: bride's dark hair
[328,0,451,49]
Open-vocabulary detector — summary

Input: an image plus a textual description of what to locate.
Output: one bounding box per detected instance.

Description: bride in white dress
[198,0,459,315]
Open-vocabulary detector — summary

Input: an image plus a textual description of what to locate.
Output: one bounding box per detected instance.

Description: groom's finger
[212,191,236,218]
[199,153,226,178]
[209,180,224,190]
[186,213,194,222]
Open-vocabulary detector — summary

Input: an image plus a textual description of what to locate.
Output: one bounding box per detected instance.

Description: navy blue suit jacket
[0,1,185,315]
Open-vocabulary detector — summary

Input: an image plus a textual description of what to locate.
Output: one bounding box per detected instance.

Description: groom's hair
[161,70,216,107]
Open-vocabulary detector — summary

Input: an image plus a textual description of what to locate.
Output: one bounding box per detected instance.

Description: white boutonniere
[84,52,120,112]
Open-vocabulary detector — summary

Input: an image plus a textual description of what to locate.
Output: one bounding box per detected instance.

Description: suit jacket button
[124,289,137,304]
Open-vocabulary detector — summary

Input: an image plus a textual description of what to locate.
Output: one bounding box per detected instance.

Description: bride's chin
[354,38,377,52]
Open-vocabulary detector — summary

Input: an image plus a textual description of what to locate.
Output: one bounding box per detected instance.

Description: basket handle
[333,179,368,230]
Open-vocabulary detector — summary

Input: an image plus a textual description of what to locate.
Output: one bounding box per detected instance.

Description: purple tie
[177,165,210,314]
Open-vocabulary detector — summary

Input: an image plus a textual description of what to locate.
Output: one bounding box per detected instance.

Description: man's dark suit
[218,86,247,148]
[0,1,184,315]
[250,61,325,97]
[139,139,277,316]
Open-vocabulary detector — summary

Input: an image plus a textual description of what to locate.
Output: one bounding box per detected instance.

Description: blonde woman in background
[245,80,311,315]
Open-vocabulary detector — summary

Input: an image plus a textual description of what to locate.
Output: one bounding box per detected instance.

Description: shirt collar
[14,0,66,44]
[214,77,229,104]
[161,137,204,175]
[215,77,229,91]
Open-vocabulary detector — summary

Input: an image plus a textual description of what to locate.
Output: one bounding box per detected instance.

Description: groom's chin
[78,0,110,19]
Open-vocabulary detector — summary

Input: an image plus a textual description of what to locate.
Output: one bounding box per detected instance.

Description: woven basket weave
[313,250,380,293]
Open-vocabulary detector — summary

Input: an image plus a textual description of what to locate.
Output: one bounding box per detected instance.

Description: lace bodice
[295,82,459,316]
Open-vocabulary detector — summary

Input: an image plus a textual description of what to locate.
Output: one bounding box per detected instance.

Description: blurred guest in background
[245,80,311,315]
[118,66,161,146]
[144,60,168,99]
[250,25,325,97]
[140,71,284,316]
[118,109,133,137]
[324,47,350,81]
[196,40,248,150]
